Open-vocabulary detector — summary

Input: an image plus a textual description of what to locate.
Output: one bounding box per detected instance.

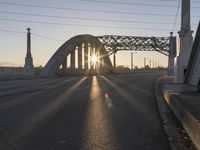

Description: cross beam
[96,35,170,56]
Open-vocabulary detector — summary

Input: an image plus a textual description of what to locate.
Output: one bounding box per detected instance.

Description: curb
[162,85,200,150]
[154,78,196,150]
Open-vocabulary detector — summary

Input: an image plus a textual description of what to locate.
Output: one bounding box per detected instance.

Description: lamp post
[131,52,137,70]
[144,57,146,68]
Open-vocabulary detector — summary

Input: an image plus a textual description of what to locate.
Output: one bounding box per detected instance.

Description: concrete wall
[0,67,34,79]
[188,48,200,85]
[184,22,200,86]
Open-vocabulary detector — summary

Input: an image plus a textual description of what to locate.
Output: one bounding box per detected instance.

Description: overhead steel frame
[97,35,176,75]
[96,35,171,56]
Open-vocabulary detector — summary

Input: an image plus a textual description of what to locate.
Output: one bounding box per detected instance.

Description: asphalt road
[0,73,171,150]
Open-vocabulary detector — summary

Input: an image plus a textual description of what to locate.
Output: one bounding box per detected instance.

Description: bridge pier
[175,0,193,82]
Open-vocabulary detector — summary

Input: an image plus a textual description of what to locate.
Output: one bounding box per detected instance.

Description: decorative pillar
[175,0,193,82]
[96,47,100,69]
[168,32,176,76]
[78,45,82,70]
[99,51,103,70]
[62,57,67,71]
[84,43,88,69]
[90,43,94,69]
[24,28,34,69]
[71,49,75,70]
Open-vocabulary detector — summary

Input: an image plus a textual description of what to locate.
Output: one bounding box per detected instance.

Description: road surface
[0,73,170,150]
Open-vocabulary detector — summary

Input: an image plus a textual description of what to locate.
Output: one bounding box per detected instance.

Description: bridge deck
[0,73,170,150]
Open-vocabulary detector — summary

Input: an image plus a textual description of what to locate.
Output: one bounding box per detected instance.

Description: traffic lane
[0,74,170,150]
[99,75,170,150]
[0,76,89,150]
[0,77,80,110]
[0,77,78,97]
[16,76,120,150]
[0,76,121,150]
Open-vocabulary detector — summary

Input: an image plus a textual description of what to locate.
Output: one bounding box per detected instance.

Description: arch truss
[97,35,170,56]
[42,34,113,76]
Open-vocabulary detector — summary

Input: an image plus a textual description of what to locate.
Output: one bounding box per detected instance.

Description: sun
[91,55,97,64]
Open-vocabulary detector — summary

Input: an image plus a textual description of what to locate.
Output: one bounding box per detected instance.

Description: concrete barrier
[162,84,200,150]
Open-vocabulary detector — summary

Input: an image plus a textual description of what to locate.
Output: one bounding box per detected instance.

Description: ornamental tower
[24,28,34,69]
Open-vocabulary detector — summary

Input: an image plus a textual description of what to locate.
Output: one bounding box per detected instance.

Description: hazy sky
[0,0,199,68]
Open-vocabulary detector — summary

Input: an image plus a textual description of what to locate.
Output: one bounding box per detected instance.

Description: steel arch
[42,34,113,76]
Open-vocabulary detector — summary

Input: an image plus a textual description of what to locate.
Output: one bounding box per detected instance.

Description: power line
[0,1,199,18]
[80,0,200,8]
[104,0,200,2]
[0,10,197,25]
[0,1,194,16]
[0,28,65,41]
[0,1,174,15]
[172,0,181,33]
[0,1,199,17]
[80,0,177,7]
[32,33,65,42]
[1,10,200,20]
[0,11,176,25]
[0,18,172,31]
[0,29,25,34]
[0,10,178,18]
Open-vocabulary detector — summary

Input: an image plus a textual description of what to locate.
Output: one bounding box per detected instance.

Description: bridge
[42,34,175,76]
[1,0,200,150]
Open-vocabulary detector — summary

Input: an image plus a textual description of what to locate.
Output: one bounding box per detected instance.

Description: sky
[0,0,200,68]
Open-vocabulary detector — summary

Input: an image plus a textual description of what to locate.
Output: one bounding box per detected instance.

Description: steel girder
[96,35,170,56]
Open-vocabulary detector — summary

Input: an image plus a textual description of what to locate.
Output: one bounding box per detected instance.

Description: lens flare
[104,92,113,108]
[91,55,97,64]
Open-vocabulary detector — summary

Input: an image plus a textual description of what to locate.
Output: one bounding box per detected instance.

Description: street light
[131,52,137,70]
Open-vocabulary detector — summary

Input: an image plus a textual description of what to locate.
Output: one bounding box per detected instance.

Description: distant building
[0,28,35,79]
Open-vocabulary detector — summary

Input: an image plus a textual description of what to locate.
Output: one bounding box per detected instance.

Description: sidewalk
[161,77,200,150]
